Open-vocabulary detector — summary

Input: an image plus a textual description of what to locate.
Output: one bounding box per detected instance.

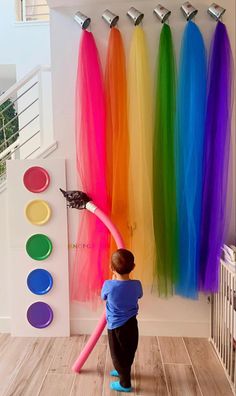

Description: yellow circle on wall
[25,200,51,225]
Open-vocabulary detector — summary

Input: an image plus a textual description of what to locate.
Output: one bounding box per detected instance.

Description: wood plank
[5,338,56,396]
[0,337,35,395]
[48,335,85,374]
[96,335,108,345]
[135,336,168,396]
[184,338,233,396]
[0,333,9,342]
[38,373,74,396]
[0,335,233,396]
[103,343,135,396]
[165,364,201,396]
[159,337,191,364]
[0,333,10,354]
[71,340,107,396]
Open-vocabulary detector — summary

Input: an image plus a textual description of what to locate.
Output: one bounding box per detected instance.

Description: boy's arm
[138,281,143,299]
[101,281,109,300]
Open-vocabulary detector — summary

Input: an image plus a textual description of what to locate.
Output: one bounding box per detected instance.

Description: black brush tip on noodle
[59,189,91,210]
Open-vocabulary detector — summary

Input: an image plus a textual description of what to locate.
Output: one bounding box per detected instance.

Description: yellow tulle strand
[128,26,155,284]
[105,27,131,253]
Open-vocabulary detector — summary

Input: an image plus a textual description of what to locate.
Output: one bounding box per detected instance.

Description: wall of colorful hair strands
[128,23,156,284]
[75,30,110,302]
[199,20,234,293]
[153,19,178,297]
[72,1,234,304]
[105,24,131,254]
[175,19,207,299]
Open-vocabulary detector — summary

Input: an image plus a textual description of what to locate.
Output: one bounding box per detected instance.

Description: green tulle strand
[153,23,178,296]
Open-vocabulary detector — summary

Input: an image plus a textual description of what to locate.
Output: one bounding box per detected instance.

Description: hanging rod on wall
[74,11,91,30]
[102,9,119,28]
[208,3,226,20]
[127,7,144,26]
[154,4,171,23]
[74,4,226,28]
[181,2,198,21]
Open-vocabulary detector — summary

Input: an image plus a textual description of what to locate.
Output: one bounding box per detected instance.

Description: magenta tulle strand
[73,31,110,302]
[199,21,234,292]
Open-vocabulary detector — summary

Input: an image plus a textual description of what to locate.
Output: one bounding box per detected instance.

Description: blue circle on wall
[27,269,53,295]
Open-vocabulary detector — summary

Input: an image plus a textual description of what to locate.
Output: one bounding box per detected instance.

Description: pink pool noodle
[72,201,125,373]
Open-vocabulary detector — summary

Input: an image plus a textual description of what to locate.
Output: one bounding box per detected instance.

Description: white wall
[0,0,52,159]
[0,0,51,331]
[0,192,11,332]
[0,0,50,77]
[46,0,236,337]
[0,65,16,94]
[0,0,52,155]
[1,0,235,335]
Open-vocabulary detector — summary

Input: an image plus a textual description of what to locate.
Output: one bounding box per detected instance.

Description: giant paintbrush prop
[60,189,124,372]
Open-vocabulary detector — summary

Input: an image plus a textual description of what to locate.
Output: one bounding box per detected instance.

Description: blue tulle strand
[175,21,207,298]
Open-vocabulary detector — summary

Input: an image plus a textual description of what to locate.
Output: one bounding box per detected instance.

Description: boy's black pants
[108,316,138,388]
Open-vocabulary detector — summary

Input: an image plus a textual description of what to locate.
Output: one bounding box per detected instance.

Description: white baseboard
[70,318,210,338]
[0,317,11,333]
[1,316,209,337]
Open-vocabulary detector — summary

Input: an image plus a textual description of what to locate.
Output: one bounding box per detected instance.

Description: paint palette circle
[23,166,50,193]
[27,269,53,295]
[27,302,53,328]
[25,199,51,225]
[26,234,53,260]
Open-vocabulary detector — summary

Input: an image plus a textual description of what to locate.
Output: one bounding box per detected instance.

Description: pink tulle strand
[73,30,110,302]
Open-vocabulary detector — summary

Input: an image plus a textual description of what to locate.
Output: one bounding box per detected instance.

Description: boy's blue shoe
[110,370,119,377]
[110,381,132,393]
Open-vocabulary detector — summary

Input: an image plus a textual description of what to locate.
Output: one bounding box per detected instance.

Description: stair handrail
[0,65,50,106]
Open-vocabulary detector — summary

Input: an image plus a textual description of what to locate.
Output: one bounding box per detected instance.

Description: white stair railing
[210,260,236,392]
[0,65,55,191]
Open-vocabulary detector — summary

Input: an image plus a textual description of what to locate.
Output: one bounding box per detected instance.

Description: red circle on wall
[23,166,50,193]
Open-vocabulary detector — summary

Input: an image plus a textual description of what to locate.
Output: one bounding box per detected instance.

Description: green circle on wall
[26,234,53,261]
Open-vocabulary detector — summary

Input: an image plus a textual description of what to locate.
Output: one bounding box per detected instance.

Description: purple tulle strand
[199,21,234,292]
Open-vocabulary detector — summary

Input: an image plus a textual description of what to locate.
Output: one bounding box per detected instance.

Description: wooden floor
[0,334,233,396]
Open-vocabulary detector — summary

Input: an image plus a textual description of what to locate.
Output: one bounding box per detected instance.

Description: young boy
[101,249,143,393]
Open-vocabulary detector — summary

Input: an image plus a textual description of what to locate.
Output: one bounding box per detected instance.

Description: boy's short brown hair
[111,249,135,275]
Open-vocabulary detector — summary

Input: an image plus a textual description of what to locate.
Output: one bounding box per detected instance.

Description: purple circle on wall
[27,302,53,329]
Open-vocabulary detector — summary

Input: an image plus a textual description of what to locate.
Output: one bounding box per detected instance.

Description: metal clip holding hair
[127,7,144,26]
[154,4,171,23]
[74,11,91,30]
[181,2,198,21]
[102,9,119,28]
[208,3,226,21]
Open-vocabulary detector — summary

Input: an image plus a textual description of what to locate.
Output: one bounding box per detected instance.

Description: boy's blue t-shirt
[101,279,143,330]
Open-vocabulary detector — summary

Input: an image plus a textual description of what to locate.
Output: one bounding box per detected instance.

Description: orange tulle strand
[105,27,131,253]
